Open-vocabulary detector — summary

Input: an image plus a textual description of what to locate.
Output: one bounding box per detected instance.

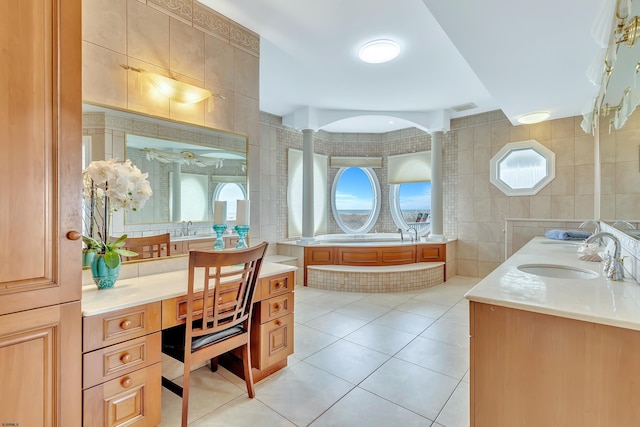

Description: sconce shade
[145,72,212,104]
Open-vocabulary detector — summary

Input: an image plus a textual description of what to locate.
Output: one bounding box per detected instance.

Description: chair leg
[242,343,255,398]
[181,366,191,427]
[210,356,218,372]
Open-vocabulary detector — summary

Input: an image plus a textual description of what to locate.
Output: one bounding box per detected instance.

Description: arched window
[331,167,381,234]
[389,182,431,237]
[213,182,246,221]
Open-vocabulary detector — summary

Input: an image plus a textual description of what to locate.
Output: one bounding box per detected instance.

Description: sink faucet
[613,220,635,230]
[186,220,193,236]
[579,220,601,245]
[585,232,625,281]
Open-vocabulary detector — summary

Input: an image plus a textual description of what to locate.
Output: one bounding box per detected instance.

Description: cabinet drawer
[257,292,294,324]
[260,271,294,301]
[83,332,161,389]
[256,313,294,369]
[83,302,161,352]
[83,362,161,427]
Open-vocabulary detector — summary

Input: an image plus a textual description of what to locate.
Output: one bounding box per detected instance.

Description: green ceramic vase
[91,254,120,289]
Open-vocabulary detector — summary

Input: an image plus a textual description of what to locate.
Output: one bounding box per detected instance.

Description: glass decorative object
[212,224,227,250]
[234,225,250,250]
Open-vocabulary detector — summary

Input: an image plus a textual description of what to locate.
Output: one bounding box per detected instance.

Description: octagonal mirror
[489,140,555,196]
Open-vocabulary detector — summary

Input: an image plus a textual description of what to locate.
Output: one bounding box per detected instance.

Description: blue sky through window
[399,181,431,211]
[335,167,374,211]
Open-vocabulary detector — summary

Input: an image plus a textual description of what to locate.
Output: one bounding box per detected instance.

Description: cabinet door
[0,0,82,425]
[0,0,82,314]
[0,302,81,427]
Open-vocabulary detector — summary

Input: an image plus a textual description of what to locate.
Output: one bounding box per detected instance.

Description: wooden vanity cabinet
[0,0,82,424]
[470,301,640,427]
[220,270,295,381]
[82,303,162,427]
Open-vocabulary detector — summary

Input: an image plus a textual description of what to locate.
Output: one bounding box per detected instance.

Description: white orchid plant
[83,158,153,268]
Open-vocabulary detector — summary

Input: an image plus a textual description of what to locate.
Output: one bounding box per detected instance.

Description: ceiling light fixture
[120,64,224,104]
[517,111,550,124]
[358,39,401,64]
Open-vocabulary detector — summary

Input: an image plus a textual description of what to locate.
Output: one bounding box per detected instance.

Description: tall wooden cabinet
[0,0,82,425]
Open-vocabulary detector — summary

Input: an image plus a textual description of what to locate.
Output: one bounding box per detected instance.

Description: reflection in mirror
[82,103,248,263]
[605,220,640,240]
[125,133,246,225]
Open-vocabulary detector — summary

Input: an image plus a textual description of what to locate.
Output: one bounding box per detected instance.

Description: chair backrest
[121,233,171,260]
[185,242,268,343]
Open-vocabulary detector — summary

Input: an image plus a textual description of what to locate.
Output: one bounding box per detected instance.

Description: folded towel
[544,229,592,241]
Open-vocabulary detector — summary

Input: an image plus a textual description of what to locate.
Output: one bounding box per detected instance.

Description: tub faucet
[407,227,418,242]
[613,220,635,230]
[398,228,405,242]
[585,232,625,281]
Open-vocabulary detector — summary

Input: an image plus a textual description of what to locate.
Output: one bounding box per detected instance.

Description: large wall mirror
[82,103,248,260]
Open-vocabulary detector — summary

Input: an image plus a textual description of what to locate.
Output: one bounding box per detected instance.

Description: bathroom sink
[517,264,599,280]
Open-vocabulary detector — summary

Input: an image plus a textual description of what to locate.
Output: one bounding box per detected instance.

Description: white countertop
[465,236,640,331]
[82,262,296,317]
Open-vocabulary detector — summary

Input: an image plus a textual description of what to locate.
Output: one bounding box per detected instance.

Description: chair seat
[162,324,246,362]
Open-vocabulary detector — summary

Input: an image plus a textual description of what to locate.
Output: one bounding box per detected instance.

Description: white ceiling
[202,0,604,133]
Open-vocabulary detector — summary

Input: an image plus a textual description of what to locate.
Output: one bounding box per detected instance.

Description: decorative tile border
[193,2,230,42]
[147,0,193,25]
[230,21,260,57]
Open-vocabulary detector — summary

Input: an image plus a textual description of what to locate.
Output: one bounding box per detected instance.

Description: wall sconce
[120,64,224,104]
[582,0,640,134]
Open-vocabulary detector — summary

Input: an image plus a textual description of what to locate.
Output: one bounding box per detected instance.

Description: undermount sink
[517,264,599,280]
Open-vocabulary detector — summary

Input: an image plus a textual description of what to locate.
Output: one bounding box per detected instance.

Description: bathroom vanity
[466,237,640,426]
[81,262,295,426]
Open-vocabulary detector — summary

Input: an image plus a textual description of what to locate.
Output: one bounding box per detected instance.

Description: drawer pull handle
[274,320,282,326]
[273,304,281,310]
[121,353,133,364]
[120,320,132,330]
[121,377,132,388]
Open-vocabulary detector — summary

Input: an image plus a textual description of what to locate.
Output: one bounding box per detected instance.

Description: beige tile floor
[160,275,480,427]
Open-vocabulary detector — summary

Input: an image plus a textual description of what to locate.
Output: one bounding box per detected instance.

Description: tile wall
[82,0,276,253]
[263,109,640,278]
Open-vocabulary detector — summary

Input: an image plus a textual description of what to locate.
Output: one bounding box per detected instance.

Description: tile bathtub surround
[159,275,479,426]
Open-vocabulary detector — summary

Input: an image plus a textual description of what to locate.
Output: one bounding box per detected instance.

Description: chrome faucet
[398,228,405,242]
[579,220,601,245]
[407,227,418,242]
[585,232,625,281]
[613,220,635,230]
[186,220,193,236]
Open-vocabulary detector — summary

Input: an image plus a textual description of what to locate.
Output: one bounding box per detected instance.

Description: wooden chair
[121,233,171,260]
[161,242,268,427]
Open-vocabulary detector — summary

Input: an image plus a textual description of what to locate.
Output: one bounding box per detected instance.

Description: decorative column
[171,162,181,222]
[301,129,315,241]
[429,131,445,241]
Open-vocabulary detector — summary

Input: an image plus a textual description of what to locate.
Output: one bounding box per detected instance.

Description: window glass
[489,140,555,196]
[497,148,547,190]
[389,182,431,236]
[331,167,380,233]
[213,183,246,221]
[169,173,208,221]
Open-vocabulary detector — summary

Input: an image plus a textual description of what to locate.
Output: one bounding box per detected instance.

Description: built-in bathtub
[313,232,405,244]
[277,234,457,292]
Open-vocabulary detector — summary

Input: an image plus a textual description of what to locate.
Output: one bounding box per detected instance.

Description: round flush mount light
[358,39,401,64]
[517,111,551,124]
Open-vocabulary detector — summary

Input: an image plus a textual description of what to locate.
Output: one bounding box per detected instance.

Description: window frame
[389,182,431,237]
[489,140,556,196]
